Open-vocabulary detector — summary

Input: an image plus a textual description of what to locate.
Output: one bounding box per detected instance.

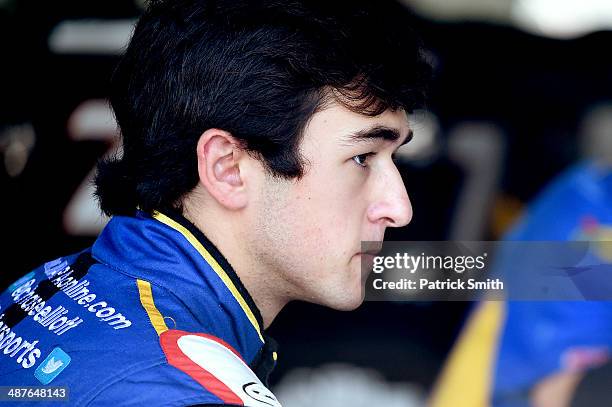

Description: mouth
[356,253,376,260]
[355,248,382,265]
[358,241,383,257]
[355,252,377,264]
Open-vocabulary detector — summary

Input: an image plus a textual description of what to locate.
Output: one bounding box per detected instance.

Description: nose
[367,167,413,228]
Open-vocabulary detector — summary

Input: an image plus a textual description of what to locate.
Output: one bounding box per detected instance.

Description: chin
[306,263,366,311]
[334,298,364,311]
[321,288,365,311]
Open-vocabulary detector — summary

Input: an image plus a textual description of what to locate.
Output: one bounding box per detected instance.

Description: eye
[352,153,375,168]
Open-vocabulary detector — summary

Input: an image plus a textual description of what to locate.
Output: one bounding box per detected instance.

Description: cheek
[290,195,366,266]
[296,166,369,222]
[292,184,351,244]
[266,164,372,261]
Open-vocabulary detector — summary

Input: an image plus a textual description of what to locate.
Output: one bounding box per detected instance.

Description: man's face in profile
[248,100,413,310]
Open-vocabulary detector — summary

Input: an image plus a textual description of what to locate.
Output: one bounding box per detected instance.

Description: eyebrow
[345,125,413,147]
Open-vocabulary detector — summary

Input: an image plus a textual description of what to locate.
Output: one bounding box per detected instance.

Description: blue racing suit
[0,210,281,406]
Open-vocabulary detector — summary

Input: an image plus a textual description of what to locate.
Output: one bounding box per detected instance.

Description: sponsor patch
[9,254,131,333]
[160,330,281,407]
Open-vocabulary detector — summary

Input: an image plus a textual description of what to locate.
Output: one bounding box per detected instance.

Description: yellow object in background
[429,301,506,407]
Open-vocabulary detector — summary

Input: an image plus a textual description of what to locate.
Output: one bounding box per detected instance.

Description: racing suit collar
[150,209,278,383]
[92,209,266,346]
[153,208,265,332]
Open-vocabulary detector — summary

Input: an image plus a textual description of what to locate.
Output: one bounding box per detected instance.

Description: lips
[357,240,383,256]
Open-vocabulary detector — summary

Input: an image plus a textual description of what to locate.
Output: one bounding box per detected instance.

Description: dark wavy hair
[95,0,431,216]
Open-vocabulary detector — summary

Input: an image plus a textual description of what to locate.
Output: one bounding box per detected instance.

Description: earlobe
[196,129,248,210]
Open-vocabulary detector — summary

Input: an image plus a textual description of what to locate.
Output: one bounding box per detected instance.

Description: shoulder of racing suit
[0,210,281,406]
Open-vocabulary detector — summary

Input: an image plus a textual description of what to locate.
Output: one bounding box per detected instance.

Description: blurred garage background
[1,0,611,405]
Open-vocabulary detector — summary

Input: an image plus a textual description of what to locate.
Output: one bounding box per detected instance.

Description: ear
[196,128,248,210]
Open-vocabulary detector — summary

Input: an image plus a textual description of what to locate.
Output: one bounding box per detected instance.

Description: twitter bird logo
[35,348,71,384]
[41,357,64,374]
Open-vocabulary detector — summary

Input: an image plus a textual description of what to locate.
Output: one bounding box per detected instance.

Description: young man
[0,0,430,405]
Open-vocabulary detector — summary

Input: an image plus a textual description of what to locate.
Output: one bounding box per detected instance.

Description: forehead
[302,101,411,146]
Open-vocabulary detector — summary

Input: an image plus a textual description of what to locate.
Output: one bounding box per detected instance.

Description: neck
[182,202,288,329]
[236,269,288,328]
